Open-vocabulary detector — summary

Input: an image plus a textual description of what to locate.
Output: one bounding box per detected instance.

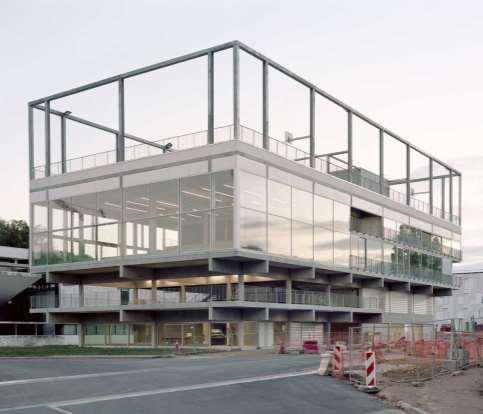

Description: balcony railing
[31,285,381,311]
[33,123,458,225]
[350,255,454,286]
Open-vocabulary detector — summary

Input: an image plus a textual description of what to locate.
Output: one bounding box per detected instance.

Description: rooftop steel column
[347,111,353,182]
[262,60,269,149]
[429,158,433,215]
[309,88,315,168]
[44,100,51,177]
[406,144,411,206]
[207,52,214,144]
[449,169,453,222]
[28,105,34,180]
[233,44,240,140]
[379,129,384,195]
[61,114,67,174]
[117,79,125,162]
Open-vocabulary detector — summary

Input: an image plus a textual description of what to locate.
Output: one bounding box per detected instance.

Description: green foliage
[0,219,29,248]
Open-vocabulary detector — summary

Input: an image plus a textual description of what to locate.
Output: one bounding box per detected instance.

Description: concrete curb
[0,354,175,359]
[396,401,429,414]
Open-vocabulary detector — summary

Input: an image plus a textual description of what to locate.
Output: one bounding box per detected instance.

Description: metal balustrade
[292,290,329,306]
[350,254,454,286]
[33,121,458,224]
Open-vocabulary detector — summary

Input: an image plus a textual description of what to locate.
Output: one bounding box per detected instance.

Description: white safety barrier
[364,351,377,387]
[318,352,332,375]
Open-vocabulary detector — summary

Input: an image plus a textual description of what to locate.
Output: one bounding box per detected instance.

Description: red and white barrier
[364,351,377,387]
[332,345,344,376]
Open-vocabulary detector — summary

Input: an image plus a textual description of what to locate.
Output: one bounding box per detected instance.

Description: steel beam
[44,100,51,177]
[207,52,214,144]
[28,105,34,180]
[233,43,240,140]
[117,79,125,162]
[34,105,168,151]
[309,88,315,168]
[262,60,269,149]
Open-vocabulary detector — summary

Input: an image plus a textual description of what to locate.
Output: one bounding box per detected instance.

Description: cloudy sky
[1,0,482,268]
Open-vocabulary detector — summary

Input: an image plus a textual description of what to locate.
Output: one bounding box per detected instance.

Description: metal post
[44,100,51,177]
[309,88,315,168]
[233,44,240,140]
[379,129,384,194]
[406,145,411,206]
[262,61,269,149]
[61,114,67,174]
[449,169,453,222]
[117,79,125,162]
[429,159,433,215]
[347,111,353,182]
[458,174,462,225]
[442,176,446,218]
[28,105,34,179]
[207,52,214,144]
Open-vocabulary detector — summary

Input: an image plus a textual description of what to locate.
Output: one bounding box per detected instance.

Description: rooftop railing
[33,124,459,224]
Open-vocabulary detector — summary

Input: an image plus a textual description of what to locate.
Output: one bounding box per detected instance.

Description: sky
[0,0,482,268]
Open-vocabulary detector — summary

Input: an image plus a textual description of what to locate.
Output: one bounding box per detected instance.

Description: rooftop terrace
[28,41,461,225]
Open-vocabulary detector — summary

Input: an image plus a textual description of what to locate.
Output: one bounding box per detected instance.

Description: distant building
[435,270,483,323]
[0,246,41,320]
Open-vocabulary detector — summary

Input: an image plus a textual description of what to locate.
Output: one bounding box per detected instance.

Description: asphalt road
[0,351,401,414]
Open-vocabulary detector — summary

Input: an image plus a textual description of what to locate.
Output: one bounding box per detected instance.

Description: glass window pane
[153,216,179,253]
[268,215,291,256]
[150,179,179,216]
[314,227,333,264]
[33,233,48,265]
[268,180,291,218]
[292,188,313,224]
[51,198,71,230]
[33,202,48,233]
[240,208,266,251]
[181,211,210,251]
[159,324,182,346]
[97,223,119,259]
[71,193,97,227]
[240,171,266,212]
[214,171,234,208]
[129,324,152,345]
[214,208,233,249]
[181,174,211,212]
[125,219,150,256]
[292,220,313,259]
[50,229,70,264]
[97,190,122,224]
[314,195,333,229]
[333,231,350,267]
[124,185,150,221]
[366,238,382,261]
[333,202,350,233]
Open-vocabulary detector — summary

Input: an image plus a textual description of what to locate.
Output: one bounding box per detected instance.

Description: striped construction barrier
[332,345,344,377]
[365,351,377,388]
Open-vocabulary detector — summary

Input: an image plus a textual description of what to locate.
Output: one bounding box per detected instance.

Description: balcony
[350,255,454,286]
[31,285,382,311]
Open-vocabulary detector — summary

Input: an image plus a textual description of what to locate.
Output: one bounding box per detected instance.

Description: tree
[0,219,29,248]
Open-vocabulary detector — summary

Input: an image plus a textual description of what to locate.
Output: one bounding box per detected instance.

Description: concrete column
[286,279,292,304]
[179,285,186,303]
[133,288,139,305]
[238,274,245,301]
[238,321,244,348]
[226,282,232,301]
[151,280,157,304]
[78,323,85,347]
[326,285,331,306]
[151,323,157,348]
[79,284,84,307]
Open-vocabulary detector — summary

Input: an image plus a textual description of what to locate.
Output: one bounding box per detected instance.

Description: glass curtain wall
[33,170,233,265]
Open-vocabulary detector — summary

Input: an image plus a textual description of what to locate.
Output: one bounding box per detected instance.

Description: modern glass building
[28,41,462,348]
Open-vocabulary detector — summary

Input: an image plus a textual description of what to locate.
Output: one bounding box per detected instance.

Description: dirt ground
[378,366,483,413]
